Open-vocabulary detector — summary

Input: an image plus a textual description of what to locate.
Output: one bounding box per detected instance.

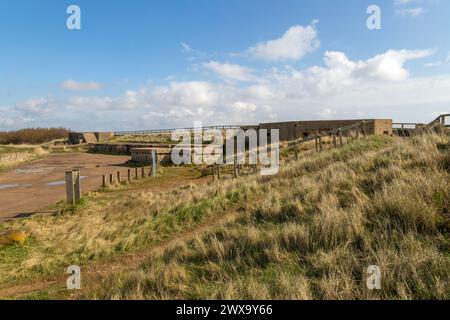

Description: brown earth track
[0,153,131,222]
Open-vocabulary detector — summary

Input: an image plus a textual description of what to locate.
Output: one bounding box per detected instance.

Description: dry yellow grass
[0,133,449,300]
[85,134,450,300]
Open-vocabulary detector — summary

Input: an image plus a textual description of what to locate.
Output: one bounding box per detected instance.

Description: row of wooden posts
[211,123,367,181]
[101,164,157,187]
[65,150,158,206]
[212,161,258,181]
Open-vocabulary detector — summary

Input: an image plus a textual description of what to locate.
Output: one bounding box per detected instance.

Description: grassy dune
[1,134,449,299]
[87,134,450,300]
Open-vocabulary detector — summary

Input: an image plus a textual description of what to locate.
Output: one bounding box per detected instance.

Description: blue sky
[1,0,449,131]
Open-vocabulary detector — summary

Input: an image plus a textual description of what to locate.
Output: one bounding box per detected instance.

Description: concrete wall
[258,119,393,141]
[68,132,114,144]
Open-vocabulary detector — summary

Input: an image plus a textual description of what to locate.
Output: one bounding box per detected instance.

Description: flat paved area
[0,153,131,222]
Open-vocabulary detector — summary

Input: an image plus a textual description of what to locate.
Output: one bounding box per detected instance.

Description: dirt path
[0,209,240,299]
[0,153,131,222]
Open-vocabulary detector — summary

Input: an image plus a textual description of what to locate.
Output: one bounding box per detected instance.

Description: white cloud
[231,101,257,112]
[16,97,57,115]
[247,23,320,61]
[202,61,256,82]
[61,80,102,91]
[425,52,450,68]
[9,47,448,130]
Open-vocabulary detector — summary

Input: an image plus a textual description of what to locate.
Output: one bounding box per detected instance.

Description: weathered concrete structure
[68,132,114,144]
[258,119,392,141]
[130,147,172,164]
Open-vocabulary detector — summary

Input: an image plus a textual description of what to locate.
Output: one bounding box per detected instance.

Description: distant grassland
[1,134,449,299]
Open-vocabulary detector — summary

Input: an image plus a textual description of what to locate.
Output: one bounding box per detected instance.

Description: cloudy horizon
[1,0,449,131]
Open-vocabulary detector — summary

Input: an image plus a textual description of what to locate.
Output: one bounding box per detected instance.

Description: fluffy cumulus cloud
[247,22,320,61]
[202,61,255,82]
[16,97,57,115]
[61,80,103,91]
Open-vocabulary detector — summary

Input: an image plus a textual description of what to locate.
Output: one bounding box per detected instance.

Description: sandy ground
[0,153,131,222]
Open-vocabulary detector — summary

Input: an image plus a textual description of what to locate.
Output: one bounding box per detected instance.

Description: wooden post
[141,167,146,178]
[109,173,114,184]
[233,155,238,179]
[318,135,323,152]
[117,171,121,184]
[102,175,107,187]
[73,170,81,201]
[315,134,319,152]
[135,168,138,180]
[152,150,157,177]
[294,141,299,160]
[333,134,337,148]
[338,129,343,147]
[127,169,131,182]
[361,122,366,138]
[65,171,75,206]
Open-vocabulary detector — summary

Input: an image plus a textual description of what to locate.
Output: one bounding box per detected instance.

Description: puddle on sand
[0,184,32,190]
[16,167,54,175]
[46,176,87,186]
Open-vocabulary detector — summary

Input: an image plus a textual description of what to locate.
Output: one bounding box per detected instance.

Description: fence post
[65,171,75,206]
[361,122,366,138]
[73,170,81,201]
[318,135,323,152]
[117,171,121,184]
[127,169,132,183]
[102,175,107,188]
[333,134,337,148]
[152,150,157,177]
[338,129,343,147]
[233,155,238,179]
[315,133,319,152]
[217,164,221,180]
[294,141,299,160]
[109,173,114,185]
[134,168,138,180]
[142,167,146,178]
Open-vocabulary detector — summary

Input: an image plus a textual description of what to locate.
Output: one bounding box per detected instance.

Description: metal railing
[113,125,243,136]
